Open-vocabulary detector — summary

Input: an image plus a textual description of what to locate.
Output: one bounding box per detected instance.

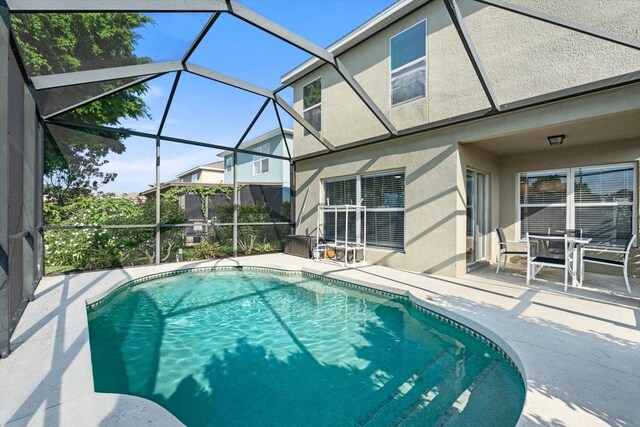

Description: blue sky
[96,0,397,194]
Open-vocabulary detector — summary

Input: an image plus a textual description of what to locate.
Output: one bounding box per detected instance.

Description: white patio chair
[581,234,636,293]
[495,228,527,274]
[526,233,578,292]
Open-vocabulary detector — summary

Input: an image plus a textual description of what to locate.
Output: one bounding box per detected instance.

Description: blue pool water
[87,269,524,426]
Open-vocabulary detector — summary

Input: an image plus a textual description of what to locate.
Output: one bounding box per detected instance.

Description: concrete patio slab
[1,254,638,426]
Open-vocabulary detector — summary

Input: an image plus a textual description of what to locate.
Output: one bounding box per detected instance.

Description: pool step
[430,359,499,427]
[357,348,466,426]
[391,354,492,426]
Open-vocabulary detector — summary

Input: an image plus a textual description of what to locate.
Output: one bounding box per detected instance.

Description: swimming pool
[87,267,524,426]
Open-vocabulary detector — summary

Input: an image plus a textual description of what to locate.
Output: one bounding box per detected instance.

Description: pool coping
[3,254,639,426]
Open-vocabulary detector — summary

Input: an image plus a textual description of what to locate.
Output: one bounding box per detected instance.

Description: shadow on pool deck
[2,255,639,426]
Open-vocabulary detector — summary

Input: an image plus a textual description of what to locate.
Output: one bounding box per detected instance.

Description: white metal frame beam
[185,63,273,99]
[444,0,499,111]
[31,62,183,90]
[6,0,228,12]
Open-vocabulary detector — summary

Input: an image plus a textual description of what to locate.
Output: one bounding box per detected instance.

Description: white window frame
[322,170,406,250]
[190,172,199,182]
[252,143,270,176]
[389,19,427,108]
[302,77,321,136]
[516,162,637,243]
[225,157,232,172]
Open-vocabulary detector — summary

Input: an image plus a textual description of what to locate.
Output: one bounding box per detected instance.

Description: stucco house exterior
[283,0,640,278]
[176,161,225,184]
[218,128,293,201]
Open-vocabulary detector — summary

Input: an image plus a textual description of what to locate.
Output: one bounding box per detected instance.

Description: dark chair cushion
[582,256,624,267]
[532,256,565,265]
[503,250,527,255]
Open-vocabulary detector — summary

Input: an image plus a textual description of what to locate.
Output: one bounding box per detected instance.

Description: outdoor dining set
[496,228,637,293]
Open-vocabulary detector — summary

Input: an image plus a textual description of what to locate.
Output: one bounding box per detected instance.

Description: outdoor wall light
[547,134,565,146]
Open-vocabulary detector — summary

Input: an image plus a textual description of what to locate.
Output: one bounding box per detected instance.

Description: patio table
[536,235,592,287]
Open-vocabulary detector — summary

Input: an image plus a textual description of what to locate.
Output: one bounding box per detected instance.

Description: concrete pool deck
[1,254,639,426]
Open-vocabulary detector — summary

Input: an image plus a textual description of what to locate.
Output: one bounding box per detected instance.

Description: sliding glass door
[466,169,488,264]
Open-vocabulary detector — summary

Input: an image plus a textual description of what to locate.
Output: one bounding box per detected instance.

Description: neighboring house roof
[175,163,225,179]
[281,0,430,85]
[217,128,293,158]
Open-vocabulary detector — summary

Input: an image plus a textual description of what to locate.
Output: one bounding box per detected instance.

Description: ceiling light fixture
[547,134,565,146]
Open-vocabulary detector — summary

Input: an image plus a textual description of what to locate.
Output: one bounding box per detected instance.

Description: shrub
[186,240,225,261]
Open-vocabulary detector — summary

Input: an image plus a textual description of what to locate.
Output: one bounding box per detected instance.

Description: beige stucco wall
[295,130,463,277]
[200,169,224,184]
[290,0,640,159]
[295,84,640,278]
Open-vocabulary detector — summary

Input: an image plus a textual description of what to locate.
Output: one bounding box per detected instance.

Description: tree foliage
[12,13,153,203]
[44,195,188,271]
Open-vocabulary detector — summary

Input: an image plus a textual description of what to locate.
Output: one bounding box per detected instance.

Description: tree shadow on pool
[153,309,421,426]
[93,290,523,427]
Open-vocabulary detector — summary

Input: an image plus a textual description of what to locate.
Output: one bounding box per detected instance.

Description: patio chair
[581,234,636,293]
[495,228,527,274]
[526,233,578,292]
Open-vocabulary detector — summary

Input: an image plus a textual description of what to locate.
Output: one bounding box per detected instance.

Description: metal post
[232,151,238,257]
[0,1,11,358]
[290,162,295,232]
[22,85,37,301]
[155,137,161,264]
[35,121,44,280]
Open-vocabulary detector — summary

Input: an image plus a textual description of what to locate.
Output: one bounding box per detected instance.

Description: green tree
[12,13,153,203]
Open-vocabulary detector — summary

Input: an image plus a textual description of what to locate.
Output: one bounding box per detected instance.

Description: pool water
[87,269,524,426]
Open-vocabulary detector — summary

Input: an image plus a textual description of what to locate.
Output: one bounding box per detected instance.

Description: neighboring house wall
[223,134,293,187]
[200,169,224,184]
[290,0,640,158]
[179,169,224,184]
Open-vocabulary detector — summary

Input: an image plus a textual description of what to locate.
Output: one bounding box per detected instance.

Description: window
[574,164,635,244]
[390,20,426,107]
[190,172,199,182]
[252,143,270,175]
[519,169,568,236]
[324,172,405,249]
[225,157,232,172]
[518,163,636,244]
[303,78,321,136]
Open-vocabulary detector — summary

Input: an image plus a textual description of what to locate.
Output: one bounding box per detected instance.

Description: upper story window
[225,157,232,172]
[390,20,427,107]
[252,143,270,175]
[303,77,321,136]
[190,172,199,182]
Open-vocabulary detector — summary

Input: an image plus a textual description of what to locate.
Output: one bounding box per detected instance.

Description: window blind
[361,173,404,208]
[520,206,567,236]
[574,164,634,203]
[324,173,405,249]
[363,211,404,248]
[519,163,636,242]
[391,22,426,70]
[519,171,567,204]
[324,178,357,205]
[323,178,357,242]
[574,164,634,244]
